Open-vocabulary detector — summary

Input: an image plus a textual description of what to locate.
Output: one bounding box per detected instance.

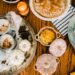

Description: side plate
[3,0,20,4]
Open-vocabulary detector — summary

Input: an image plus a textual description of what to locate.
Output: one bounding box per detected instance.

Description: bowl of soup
[29,0,71,21]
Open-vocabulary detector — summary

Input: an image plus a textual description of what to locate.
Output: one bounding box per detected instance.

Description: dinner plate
[29,0,70,21]
[68,15,75,48]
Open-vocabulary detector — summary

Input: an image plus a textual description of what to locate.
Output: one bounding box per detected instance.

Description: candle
[17,1,29,16]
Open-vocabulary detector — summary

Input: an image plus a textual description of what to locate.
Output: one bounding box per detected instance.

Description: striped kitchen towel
[52,6,75,36]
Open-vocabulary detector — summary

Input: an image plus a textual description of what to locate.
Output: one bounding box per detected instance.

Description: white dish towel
[52,6,75,36]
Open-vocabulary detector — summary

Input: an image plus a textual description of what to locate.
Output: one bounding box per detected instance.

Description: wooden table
[0,0,75,75]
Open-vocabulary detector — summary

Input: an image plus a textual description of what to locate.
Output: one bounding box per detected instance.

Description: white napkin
[52,6,75,36]
[6,11,22,31]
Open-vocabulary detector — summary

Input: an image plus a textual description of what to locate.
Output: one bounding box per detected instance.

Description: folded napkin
[52,6,75,36]
[6,11,22,31]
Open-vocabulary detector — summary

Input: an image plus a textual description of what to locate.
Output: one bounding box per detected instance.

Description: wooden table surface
[0,0,75,75]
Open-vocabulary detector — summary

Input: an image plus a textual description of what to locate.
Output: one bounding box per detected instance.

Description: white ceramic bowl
[0,19,10,35]
[0,34,16,51]
[29,0,71,21]
[3,0,20,4]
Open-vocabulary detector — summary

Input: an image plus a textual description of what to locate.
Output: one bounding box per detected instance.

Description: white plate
[29,0,71,21]
[3,0,20,3]
[0,12,37,75]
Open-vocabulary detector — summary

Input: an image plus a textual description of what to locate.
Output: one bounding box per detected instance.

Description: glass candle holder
[17,1,29,16]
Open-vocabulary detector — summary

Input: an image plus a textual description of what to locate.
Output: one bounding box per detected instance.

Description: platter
[0,12,37,75]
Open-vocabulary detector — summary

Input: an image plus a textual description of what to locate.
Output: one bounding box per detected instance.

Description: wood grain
[0,0,75,75]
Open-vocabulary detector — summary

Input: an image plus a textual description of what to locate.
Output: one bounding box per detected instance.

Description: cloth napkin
[52,6,75,36]
[6,11,22,31]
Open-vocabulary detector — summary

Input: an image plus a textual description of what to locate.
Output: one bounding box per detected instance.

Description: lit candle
[17,1,29,16]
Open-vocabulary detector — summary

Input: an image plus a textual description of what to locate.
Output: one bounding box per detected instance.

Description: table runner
[52,6,75,36]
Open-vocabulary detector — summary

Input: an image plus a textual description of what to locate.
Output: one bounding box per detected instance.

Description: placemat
[52,6,75,36]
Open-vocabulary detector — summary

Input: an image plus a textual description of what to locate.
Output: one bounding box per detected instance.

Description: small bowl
[0,19,10,35]
[29,0,71,21]
[0,34,16,51]
[3,0,20,4]
[34,54,59,75]
[35,26,61,46]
